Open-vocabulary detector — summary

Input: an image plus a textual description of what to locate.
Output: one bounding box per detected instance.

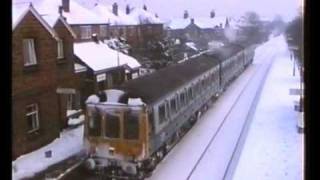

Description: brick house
[12,4,78,159]
[166,13,229,48]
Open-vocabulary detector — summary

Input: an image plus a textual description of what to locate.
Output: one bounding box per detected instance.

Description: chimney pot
[183,10,189,19]
[126,5,130,15]
[112,3,118,16]
[191,18,195,24]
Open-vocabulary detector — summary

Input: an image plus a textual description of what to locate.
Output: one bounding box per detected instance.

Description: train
[83,43,257,179]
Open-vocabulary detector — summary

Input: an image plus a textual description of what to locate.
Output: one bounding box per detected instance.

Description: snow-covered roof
[12,3,60,40]
[168,16,227,30]
[193,17,226,29]
[167,18,190,29]
[74,63,87,73]
[13,0,108,25]
[74,42,141,72]
[12,1,77,39]
[129,8,163,24]
[82,4,138,26]
[185,42,198,51]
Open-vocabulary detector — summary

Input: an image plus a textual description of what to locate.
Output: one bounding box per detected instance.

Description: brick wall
[12,11,75,159]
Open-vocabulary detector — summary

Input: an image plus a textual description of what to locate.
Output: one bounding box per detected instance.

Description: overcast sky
[13,0,302,22]
[101,0,302,21]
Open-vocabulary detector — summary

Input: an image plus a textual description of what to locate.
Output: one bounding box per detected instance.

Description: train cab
[84,90,149,177]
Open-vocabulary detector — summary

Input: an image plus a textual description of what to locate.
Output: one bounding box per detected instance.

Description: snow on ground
[232,35,303,180]
[12,125,84,180]
[68,115,85,126]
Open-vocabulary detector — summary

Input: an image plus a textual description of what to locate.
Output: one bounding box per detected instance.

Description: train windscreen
[105,112,121,138]
[123,111,140,140]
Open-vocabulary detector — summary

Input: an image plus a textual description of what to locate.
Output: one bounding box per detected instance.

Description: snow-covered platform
[232,35,303,180]
[148,35,302,180]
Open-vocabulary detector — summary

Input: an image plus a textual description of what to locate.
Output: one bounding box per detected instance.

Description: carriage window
[124,111,139,140]
[180,92,185,105]
[188,88,193,100]
[105,112,120,138]
[159,104,166,123]
[88,108,102,137]
[170,98,177,113]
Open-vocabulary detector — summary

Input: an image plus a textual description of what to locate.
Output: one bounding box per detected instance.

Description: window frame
[100,25,108,38]
[158,103,166,124]
[104,111,121,139]
[26,103,40,133]
[123,111,140,140]
[80,26,92,39]
[23,38,37,66]
[57,39,64,59]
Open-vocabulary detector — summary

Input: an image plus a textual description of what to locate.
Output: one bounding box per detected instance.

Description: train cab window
[88,108,102,137]
[159,104,166,124]
[123,111,139,140]
[104,112,120,138]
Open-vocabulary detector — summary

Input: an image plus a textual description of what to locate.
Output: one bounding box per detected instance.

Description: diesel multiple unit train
[83,43,256,179]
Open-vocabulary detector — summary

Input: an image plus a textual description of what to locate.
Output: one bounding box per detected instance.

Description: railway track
[185,45,276,180]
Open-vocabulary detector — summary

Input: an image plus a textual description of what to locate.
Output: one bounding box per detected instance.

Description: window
[158,104,166,123]
[170,98,177,113]
[105,112,120,138]
[80,26,92,39]
[88,108,102,136]
[67,94,74,110]
[100,25,107,37]
[180,92,186,106]
[98,81,105,91]
[57,40,64,59]
[107,74,113,88]
[188,88,193,101]
[123,111,140,139]
[26,104,39,133]
[23,39,37,66]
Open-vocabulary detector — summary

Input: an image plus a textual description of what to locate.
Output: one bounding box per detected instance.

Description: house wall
[12,11,61,160]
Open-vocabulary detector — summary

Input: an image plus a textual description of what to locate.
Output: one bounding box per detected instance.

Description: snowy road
[148,36,283,180]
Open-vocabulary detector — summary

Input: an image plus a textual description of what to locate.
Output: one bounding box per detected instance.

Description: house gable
[13,5,59,41]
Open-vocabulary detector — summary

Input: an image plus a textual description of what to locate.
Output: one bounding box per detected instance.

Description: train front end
[84,90,150,179]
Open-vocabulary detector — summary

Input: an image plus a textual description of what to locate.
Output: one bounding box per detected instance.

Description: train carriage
[84,43,256,179]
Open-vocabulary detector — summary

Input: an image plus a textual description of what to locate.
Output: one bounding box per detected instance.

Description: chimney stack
[58,6,63,15]
[183,10,189,19]
[112,3,118,16]
[210,10,215,18]
[190,18,195,24]
[62,0,70,12]
[126,5,130,15]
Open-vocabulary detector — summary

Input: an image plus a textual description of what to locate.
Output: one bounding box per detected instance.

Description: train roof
[206,43,244,60]
[117,55,217,105]
[116,44,245,105]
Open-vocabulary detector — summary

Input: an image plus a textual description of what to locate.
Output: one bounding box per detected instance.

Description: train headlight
[109,147,115,156]
[85,158,96,170]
